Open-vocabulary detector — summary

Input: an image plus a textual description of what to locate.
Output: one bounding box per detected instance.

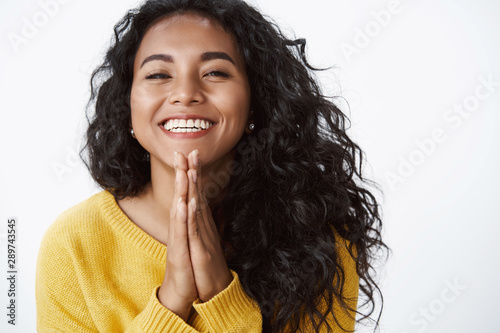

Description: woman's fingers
[186,149,233,302]
[189,150,218,241]
[160,196,197,321]
[169,153,187,223]
[175,151,189,201]
[186,165,209,262]
[170,151,191,263]
[186,192,206,263]
[187,165,210,243]
[173,197,190,257]
[159,151,197,322]
[175,150,189,171]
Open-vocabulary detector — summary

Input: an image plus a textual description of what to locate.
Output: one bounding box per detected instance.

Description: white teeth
[162,118,214,132]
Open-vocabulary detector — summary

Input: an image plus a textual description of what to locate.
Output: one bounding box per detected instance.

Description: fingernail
[176,170,180,183]
[192,170,197,184]
[192,149,199,166]
[174,151,178,168]
[190,197,196,213]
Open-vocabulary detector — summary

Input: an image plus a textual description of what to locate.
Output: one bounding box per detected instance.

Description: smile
[163,119,215,133]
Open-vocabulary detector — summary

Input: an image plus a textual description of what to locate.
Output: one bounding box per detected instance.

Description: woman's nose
[168,75,205,105]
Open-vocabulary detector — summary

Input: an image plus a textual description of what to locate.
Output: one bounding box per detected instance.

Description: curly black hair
[81,0,388,332]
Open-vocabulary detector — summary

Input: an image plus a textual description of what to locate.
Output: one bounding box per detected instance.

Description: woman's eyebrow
[140,52,235,68]
[140,54,173,68]
[200,52,235,64]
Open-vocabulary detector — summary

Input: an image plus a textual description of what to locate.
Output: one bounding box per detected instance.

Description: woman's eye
[205,70,230,78]
[146,73,170,80]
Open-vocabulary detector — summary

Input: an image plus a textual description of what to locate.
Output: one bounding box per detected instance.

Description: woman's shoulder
[331,227,357,261]
[41,190,115,247]
[332,230,359,291]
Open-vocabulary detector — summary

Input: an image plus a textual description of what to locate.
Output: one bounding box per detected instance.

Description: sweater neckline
[97,190,167,262]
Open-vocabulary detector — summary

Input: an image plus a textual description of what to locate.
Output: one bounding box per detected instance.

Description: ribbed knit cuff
[193,270,261,332]
[140,286,198,333]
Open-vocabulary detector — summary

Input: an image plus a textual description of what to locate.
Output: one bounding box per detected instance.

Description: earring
[130,128,136,138]
[248,123,255,131]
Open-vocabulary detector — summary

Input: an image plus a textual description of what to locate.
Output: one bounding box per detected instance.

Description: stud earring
[130,128,136,138]
[248,123,255,131]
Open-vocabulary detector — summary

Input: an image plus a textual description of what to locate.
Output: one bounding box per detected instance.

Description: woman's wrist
[157,286,192,322]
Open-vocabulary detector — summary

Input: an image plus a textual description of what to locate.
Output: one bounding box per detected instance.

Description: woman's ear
[129,120,136,138]
[245,110,254,134]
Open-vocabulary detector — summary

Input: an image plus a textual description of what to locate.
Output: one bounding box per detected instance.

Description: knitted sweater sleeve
[122,271,263,332]
[36,222,262,332]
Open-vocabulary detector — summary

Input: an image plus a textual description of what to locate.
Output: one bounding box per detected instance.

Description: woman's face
[130,13,251,170]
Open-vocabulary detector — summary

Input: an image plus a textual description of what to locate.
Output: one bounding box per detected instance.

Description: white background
[1,0,499,332]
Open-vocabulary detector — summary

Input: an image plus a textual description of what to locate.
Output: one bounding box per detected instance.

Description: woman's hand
[158,151,197,321]
[158,150,233,322]
[186,149,233,302]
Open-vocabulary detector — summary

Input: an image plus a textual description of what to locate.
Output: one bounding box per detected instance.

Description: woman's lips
[162,118,215,132]
[158,113,217,139]
[159,122,216,139]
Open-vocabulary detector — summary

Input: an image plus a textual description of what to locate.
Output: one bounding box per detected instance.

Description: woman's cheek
[131,86,166,114]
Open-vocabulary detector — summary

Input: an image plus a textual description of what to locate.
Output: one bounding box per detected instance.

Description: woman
[36,0,387,332]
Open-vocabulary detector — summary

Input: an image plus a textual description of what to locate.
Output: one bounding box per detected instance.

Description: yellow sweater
[36,190,358,332]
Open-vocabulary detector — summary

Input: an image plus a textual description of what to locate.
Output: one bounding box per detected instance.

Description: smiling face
[130,13,251,171]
